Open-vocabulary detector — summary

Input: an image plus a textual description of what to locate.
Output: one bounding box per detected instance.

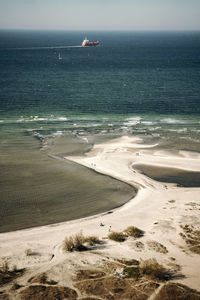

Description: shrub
[118,258,139,266]
[63,232,87,252]
[0,265,25,286]
[124,226,144,238]
[147,240,168,254]
[108,232,126,242]
[123,266,140,279]
[84,236,101,246]
[25,249,33,256]
[139,258,172,281]
[63,232,101,252]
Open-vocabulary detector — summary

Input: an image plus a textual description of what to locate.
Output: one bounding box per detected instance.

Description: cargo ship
[82,37,99,47]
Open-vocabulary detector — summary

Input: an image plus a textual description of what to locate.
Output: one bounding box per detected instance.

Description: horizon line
[0,28,200,32]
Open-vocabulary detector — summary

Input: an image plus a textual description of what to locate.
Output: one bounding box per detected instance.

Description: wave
[167,128,187,133]
[16,116,68,123]
[123,116,141,126]
[141,121,155,125]
[160,118,186,124]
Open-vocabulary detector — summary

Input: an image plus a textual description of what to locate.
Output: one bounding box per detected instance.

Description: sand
[0,136,200,298]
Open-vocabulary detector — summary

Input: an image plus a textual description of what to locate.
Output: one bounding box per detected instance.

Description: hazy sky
[0,0,200,31]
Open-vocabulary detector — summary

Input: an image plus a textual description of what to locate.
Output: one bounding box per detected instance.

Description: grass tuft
[108,232,126,242]
[63,232,87,252]
[124,226,144,238]
[63,232,101,252]
[84,236,101,246]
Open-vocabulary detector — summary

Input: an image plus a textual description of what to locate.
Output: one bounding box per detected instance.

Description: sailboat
[58,53,62,60]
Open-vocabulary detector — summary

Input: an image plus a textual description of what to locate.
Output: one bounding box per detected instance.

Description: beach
[0,135,200,299]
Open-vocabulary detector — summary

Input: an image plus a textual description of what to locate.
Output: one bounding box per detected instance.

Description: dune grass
[108,231,126,242]
[63,232,101,252]
[124,226,144,238]
[139,258,172,281]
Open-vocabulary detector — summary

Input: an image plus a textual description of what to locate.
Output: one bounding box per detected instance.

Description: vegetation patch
[75,269,106,281]
[63,232,87,252]
[147,240,168,254]
[84,236,101,246]
[180,224,200,254]
[108,231,126,242]
[20,285,77,300]
[11,283,24,290]
[73,257,180,299]
[155,283,200,300]
[117,258,139,266]
[123,266,140,279]
[75,275,158,300]
[139,258,173,281]
[63,232,102,252]
[134,241,145,251]
[124,226,144,238]
[29,273,57,285]
[0,292,10,300]
[0,263,25,287]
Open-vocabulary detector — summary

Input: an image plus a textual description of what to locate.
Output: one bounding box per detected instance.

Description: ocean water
[0,30,200,232]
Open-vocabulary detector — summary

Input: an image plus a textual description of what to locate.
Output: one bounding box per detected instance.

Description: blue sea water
[0,30,200,232]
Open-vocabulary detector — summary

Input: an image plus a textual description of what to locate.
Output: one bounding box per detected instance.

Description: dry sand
[0,136,200,299]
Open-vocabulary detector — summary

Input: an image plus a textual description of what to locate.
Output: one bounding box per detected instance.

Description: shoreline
[0,135,200,297]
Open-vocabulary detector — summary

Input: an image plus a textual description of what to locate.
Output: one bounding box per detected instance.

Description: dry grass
[155,283,200,300]
[180,224,200,254]
[20,285,77,300]
[108,231,126,242]
[84,236,101,246]
[123,266,140,279]
[29,273,57,285]
[124,226,144,238]
[0,263,25,287]
[63,232,102,252]
[117,258,139,266]
[75,275,158,300]
[25,248,33,256]
[139,258,172,281]
[75,269,106,281]
[63,232,88,252]
[147,240,168,253]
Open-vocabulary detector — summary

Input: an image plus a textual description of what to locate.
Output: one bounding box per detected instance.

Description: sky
[0,0,200,31]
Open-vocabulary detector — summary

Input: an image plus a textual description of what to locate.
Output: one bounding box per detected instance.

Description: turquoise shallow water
[0,31,200,232]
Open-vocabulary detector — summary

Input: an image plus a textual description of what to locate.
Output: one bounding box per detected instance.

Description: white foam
[141,121,154,125]
[124,116,141,126]
[161,118,185,124]
[149,127,161,131]
[57,117,68,121]
[33,117,46,121]
[53,131,63,136]
[168,128,187,133]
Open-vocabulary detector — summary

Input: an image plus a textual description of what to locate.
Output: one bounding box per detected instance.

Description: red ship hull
[82,39,99,47]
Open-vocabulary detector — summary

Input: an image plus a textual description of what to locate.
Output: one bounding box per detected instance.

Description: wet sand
[0,135,136,233]
[133,164,200,187]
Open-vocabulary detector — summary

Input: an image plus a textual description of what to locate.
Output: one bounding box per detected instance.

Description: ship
[82,37,99,47]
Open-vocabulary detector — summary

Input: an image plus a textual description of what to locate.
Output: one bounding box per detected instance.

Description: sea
[0,30,200,232]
